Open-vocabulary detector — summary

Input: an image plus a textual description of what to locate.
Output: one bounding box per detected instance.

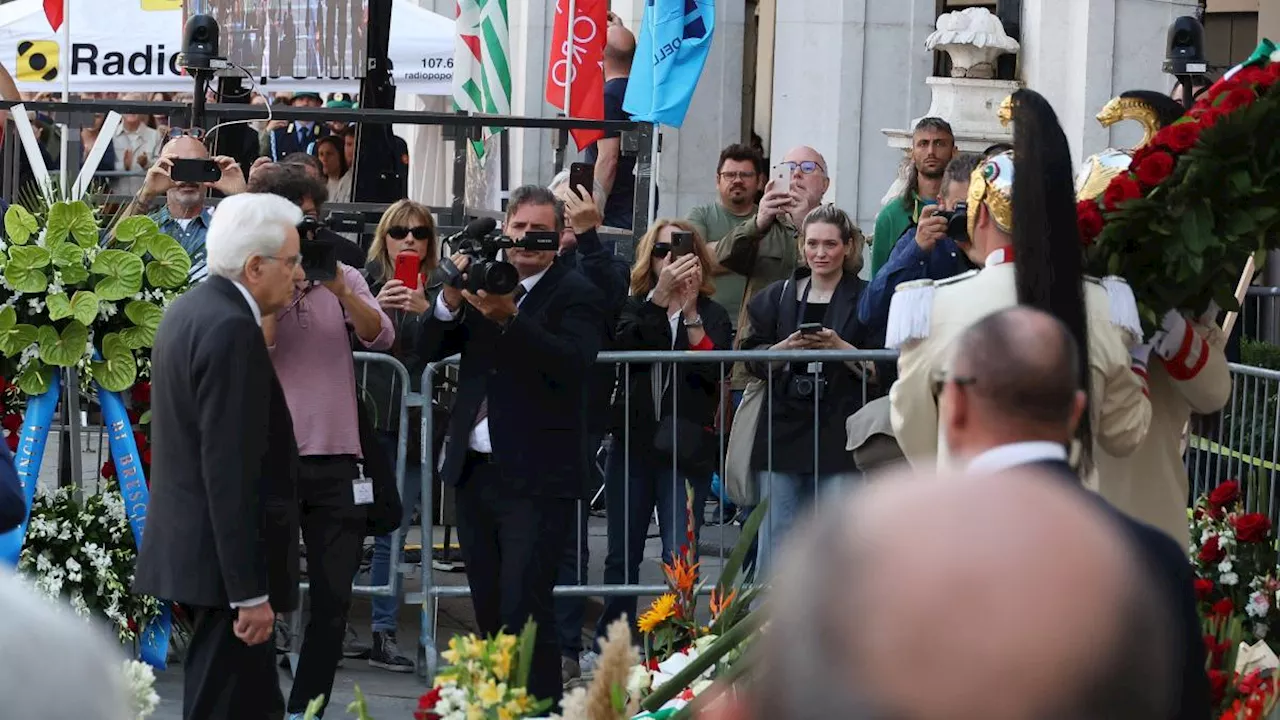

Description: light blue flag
[623,0,716,128]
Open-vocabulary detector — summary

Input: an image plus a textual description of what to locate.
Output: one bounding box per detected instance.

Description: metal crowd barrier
[282,351,420,675]
[1187,363,1280,518]
[414,348,897,678]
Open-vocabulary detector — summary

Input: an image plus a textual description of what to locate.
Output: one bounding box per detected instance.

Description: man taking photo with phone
[128,135,247,282]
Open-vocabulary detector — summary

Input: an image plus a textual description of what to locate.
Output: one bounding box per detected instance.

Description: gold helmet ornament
[1075,90,1187,202]
[966,150,1015,241]
[997,95,1015,127]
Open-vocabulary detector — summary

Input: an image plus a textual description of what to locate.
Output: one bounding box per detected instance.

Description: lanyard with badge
[352,461,373,506]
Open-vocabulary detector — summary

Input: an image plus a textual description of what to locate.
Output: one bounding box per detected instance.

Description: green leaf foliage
[59,265,89,285]
[122,300,163,349]
[4,204,38,245]
[90,332,137,392]
[144,234,191,289]
[46,201,99,247]
[15,363,52,395]
[4,244,51,293]
[0,306,38,357]
[48,241,84,268]
[36,320,88,367]
[90,249,145,301]
[48,290,101,326]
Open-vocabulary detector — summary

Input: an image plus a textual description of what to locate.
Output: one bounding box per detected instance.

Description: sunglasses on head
[387,226,433,241]
[651,242,672,258]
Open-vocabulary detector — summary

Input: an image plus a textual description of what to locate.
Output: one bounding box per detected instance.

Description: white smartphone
[772,164,791,194]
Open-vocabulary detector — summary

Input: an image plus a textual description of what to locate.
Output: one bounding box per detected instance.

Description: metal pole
[58,0,71,194]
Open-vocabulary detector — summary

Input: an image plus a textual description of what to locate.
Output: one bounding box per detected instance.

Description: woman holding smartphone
[740,204,879,577]
[594,219,733,645]
[357,199,439,672]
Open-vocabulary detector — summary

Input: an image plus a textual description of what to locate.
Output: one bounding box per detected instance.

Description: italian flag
[452,0,512,160]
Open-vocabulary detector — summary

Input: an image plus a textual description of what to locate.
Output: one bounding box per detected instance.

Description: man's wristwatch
[684,315,704,328]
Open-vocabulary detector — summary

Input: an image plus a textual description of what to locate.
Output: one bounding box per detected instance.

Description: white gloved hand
[1150,310,1190,362]
[1130,342,1154,368]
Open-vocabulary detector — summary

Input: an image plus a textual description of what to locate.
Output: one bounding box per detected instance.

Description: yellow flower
[466,707,484,720]
[497,633,518,653]
[639,593,679,633]
[503,699,526,717]
[493,648,513,681]
[477,679,504,708]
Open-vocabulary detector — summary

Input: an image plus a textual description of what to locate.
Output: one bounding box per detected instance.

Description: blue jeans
[754,470,858,579]
[594,446,709,645]
[369,432,423,634]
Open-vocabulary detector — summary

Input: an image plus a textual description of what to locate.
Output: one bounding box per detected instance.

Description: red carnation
[132,381,151,405]
[1102,174,1143,210]
[133,431,148,451]
[101,459,115,479]
[413,687,443,720]
[4,434,16,452]
[1076,199,1104,244]
[1232,512,1272,543]
[1194,577,1214,600]
[1134,151,1176,187]
[1204,634,1232,666]
[142,447,152,466]
[1212,597,1235,618]
[1199,535,1225,564]
[1209,669,1229,704]
[1163,121,1202,153]
[1210,481,1241,507]
[1,414,21,433]
[1217,87,1257,114]
[1234,66,1272,89]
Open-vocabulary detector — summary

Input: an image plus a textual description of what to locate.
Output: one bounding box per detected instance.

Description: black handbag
[653,415,713,474]
[357,395,404,537]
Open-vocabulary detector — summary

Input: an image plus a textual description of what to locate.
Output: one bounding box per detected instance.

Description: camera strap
[794,277,814,329]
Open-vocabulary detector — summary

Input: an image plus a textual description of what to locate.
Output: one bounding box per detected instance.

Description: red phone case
[394,254,420,290]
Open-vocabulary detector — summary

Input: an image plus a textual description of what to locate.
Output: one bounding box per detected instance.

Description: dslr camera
[788,367,826,401]
[439,221,558,295]
[934,202,970,243]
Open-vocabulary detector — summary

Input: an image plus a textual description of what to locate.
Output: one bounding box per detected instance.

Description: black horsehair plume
[1009,89,1094,455]
[1118,89,1187,129]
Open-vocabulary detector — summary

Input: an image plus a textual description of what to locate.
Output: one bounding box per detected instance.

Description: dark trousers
[286,455,367,716]
[183,606,284,720]
[455,455,575,706]
[554,431,604,659]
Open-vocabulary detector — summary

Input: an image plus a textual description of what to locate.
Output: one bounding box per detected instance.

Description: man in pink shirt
[250,166,394,719]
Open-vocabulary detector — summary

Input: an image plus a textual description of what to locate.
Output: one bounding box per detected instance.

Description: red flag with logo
[43,0,63,31]
[544,0,607,150]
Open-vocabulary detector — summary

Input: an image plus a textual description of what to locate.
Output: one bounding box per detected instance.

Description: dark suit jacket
[417,260,605,499]
[1026,458,1210,720]
[135,277,300,611]
[0,442,23,534]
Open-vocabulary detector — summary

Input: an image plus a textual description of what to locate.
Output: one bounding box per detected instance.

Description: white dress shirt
[966,441,1068,474]
[229,280,267,609]
[432,266,551,453]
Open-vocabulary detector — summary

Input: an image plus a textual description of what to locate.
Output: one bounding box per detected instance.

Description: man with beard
[133,136,247,283]
[688,143,767,332]
[870,117,955,277]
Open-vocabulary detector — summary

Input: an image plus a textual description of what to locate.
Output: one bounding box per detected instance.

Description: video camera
[438,217,559,295]
[297,216,367,282]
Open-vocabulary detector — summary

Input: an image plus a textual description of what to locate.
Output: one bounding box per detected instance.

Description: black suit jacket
[1026,458,1210,720]
[135,277,300,611]
[417,261,605,499]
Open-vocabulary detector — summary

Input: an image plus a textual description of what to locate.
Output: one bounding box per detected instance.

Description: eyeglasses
[780,161,825,175]
[387,225,433,241]
[262,253,303,269]
[168,127,206,140]
[930,369,977,398]
[718,171,757,180]
[651,243,672,259]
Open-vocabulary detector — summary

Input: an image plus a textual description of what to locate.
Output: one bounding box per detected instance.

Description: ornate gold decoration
[1075,148,1134,202]
[997,95,1015,127]
[967,151,1015,239]
[1095,96,1163,148]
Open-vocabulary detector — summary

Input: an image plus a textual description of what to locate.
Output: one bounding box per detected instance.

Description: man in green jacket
[869,117,955,277]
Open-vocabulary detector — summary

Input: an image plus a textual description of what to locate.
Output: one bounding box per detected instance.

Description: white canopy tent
[0,0,455,95]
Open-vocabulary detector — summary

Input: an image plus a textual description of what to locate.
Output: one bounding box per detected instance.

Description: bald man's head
[940,307,1086,456]
[605,25,636,75]
[743,468,1176,720]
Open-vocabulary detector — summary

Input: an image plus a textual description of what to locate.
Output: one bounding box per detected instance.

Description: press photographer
[418,185,607,706]
[251,164,396,718]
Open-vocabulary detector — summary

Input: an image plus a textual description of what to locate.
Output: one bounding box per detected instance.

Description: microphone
[442,217,498,249]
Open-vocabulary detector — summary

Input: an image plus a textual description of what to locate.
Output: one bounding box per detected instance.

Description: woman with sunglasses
[740,204,879,578]
[356,199,439,673]
[593,219,733,645]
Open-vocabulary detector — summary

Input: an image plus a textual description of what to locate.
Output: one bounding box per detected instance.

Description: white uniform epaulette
[936,269,980,287]
[1087,275,1143,344]
[885,279,939,349]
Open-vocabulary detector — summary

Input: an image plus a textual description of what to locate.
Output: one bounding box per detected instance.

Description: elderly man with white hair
[136,193,305,720]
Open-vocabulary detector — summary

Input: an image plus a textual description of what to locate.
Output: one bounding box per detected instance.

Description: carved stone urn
[925,7,1020,80]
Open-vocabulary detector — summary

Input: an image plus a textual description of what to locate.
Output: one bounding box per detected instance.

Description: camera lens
[1173,29,1192,47]
[473,261,519,295]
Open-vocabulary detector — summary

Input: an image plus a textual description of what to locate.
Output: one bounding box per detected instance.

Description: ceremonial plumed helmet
[966,150,1015,240]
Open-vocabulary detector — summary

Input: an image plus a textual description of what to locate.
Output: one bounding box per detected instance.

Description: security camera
[1163,16,1208,76]
[179,14,223,72]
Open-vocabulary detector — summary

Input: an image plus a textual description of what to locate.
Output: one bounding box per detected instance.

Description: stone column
[767,0,936,234]
[1019,0,1199,162]
[1261,0,1280,42]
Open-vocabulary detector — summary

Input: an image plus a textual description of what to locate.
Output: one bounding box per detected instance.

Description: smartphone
[569,162,595,198]
[798,322,824,335]
[394,252,421,290]
[772,163,791,194]
[170,157,221,184]
[670,231,695,258]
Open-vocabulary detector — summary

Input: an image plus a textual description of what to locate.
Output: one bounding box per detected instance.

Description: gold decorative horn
[1095,95,1163,149]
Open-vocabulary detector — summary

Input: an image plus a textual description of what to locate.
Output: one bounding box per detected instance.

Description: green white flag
[452,0,512,159]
